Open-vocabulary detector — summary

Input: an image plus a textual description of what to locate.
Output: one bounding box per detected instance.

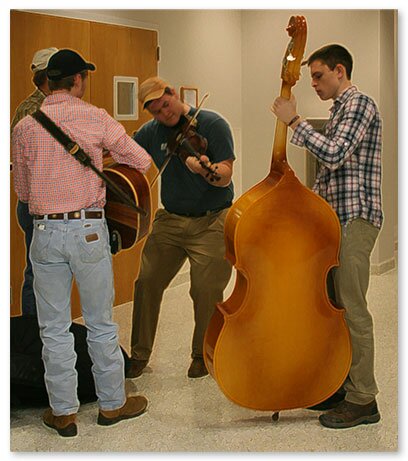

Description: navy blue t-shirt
[133,108,235,215]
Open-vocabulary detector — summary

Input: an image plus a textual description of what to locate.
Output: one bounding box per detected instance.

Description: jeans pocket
[30,226,54,263]
[209,209,228,233]
[75,226,108,264]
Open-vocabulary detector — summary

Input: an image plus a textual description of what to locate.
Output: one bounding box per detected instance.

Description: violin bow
[178,93,210,136]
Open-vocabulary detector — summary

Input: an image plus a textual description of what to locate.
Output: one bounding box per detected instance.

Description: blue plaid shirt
[291,86,383,229]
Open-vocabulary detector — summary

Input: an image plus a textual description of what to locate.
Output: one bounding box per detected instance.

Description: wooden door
[90,22,159,310]
[10,11,92,317]
[10,10,158,318]
[10,11,92,113]
[90,21,158,134]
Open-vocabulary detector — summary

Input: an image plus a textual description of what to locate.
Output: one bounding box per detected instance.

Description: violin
[169,114,208,159]
[169,114,221,182]
[150,94,221,187]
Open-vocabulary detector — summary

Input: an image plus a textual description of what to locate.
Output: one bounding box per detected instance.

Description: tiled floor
[10,268,398,452]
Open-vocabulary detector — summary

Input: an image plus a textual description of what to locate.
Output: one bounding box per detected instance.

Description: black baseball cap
[47,49,96,81]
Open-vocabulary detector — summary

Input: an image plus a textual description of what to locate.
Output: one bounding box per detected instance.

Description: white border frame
[113,76,139,121]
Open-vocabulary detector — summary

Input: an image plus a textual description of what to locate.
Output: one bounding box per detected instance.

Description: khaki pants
[131,208,232,361]
[328,218,380,404]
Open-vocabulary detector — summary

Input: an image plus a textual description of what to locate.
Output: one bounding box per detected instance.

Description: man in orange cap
[128,77,235,379]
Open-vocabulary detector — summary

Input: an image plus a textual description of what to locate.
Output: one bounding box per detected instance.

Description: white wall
[126,10,243,196]
[378,10,398,271]
[27,9,397,272]
[242,9,381,189]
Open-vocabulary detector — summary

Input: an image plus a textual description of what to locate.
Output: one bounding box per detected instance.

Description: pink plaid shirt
[12,93,152,214]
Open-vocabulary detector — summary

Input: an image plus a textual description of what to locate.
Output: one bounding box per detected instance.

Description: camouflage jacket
[11,89,46,133]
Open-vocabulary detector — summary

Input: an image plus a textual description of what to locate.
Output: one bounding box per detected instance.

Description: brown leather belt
[166,203,232,218]
[34,211,103,220]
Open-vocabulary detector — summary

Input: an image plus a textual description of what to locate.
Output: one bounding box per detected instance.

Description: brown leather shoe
[126,359,148,378]
[319,399,381,429]
[97,395,148,426]
[187,357,208,378]
[43,408,77,437]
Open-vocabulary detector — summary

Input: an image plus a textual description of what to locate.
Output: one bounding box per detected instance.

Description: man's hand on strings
[185,154,210,174]
[271,94,298,124]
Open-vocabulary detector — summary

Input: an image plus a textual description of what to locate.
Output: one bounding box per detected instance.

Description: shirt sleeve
[100,109,152,173]
[11,111,23,133]
[12,122,30,203]
[206,117,235,163]
[133,123,151,152]
[11,103,32,135]
[291,95,377,171]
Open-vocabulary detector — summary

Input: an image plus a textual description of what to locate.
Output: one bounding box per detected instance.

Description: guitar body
[104,163,151,250]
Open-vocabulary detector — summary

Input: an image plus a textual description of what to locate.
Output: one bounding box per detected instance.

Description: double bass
[203,16,351,414]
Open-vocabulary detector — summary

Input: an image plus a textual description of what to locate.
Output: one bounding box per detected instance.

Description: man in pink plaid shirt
[12,49,152,437]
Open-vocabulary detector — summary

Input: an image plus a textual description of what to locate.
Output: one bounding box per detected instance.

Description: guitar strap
[31,109,146,216]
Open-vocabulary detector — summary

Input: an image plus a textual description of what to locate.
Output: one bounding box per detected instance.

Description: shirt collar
[330,85,357,113]
[43,92,79,106]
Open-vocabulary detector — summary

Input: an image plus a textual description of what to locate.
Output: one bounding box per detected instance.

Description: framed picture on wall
[113,76,138,120]
[180,87,198,107]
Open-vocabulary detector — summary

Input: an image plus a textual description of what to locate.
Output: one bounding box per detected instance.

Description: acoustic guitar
[103,161,151,252]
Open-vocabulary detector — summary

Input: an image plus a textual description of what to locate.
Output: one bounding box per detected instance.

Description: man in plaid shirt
[12,49,152,437]
[272,44,383,429]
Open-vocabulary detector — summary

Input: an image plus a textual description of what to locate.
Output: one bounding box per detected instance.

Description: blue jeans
[30,211,126,416]
[17,201,37,317]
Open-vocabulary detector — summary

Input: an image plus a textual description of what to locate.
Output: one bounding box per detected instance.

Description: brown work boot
[97,395,148,426]
[126,359,148,378]
[187,357,208,378]
[307,389,346,411]
[319,399,381,429]
[42,408,77,437]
